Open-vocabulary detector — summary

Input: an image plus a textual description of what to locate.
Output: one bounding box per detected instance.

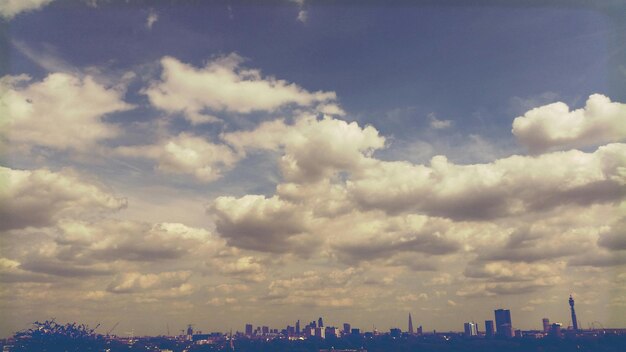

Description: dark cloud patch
[334,232,459,265]
[19,259,112,277]
[597,221,626,251]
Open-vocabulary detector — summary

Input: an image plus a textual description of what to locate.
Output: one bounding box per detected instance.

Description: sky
[1,0,626,338]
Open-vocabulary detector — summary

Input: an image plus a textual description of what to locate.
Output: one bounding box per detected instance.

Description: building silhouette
[485,320,494,337]
[408,313,414,334]
[343,323,351,334]
[245,324,252,336]
[543,318,550,333]
[494,309,513,338]
[569,295,579,331]
[464,322,478,337]
[318,317,324,328]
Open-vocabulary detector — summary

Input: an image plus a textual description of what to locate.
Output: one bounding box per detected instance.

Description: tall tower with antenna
[408,313,414,334]
[569,295,578,331]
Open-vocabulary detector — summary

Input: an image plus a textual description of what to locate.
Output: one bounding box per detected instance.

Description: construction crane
[107,322,120,336]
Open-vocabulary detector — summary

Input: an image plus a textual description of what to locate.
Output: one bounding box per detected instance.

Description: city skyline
[1,0,626,338]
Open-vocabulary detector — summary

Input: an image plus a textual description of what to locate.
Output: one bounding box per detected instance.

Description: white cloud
[107,271,191,294]
[0,166,126,231]
[116,133,240,182]
[143,55,337,123]
[0,0,53,19]
[146,9,158,29]
[512,94,626,153]
[297,10,307,23]
[428,112,452,129]
[223,114,385,183]
[348,143,626,220]
[1,73,133,150]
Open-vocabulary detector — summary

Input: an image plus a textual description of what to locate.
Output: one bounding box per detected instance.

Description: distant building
[569,295,579,331]
[408,313,414,334]
[343,323,351,334]
[495,309,513,338]
[351,328,360,335]
[245,324,253,336]
[296,320,300,335]
[262,326,269,335]
[464,322,478,337]
[314,327,325,339]
[325,327,340,338]
[318,317,324,328]
[417,325,423,335]
[485,320,494,338]
[390,328,401,338]
[542,318,550,333]
[550,323,563,338]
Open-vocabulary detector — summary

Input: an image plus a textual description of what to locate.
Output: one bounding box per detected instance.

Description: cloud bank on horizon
[1,0,625,338]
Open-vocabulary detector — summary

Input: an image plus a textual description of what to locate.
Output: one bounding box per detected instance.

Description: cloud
[0,0,53,19]
[223,114,385,183]
[348,143,626,220]
[146,9,158,29]
[54,220,224,263]
[214,256,266,283]
[116,133,241,182]
[106,271,191,294]
[428,112,452,129]
[0,166,126,231]
[597,219,626,251]
[512,94,626,153]
[143,54,336,123]
[1,73,133,150]
[210,195,310,252]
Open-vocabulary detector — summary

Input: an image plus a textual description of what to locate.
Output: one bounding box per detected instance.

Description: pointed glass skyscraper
[408,313,414,334]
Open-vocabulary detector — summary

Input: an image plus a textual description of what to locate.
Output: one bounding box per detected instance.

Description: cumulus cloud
[0,167,126,231]
[116,133,240,182]
[1,73,133,150]
[54,220,224,263]
[214,256,266,283]
[512,94,626,153]
[143,55,336,123]
[223,115,385,183]
[210,195,310,252]
[348,143,626,220]
[107,271,191,294]
[0,0,53,19]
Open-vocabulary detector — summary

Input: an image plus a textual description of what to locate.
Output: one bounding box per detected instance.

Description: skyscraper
[318,317,324,328]
[408,313,414,334]
[542,318,550,333]
[343,323,351,334]
[485,320,494,337]
[296,320,300,335]
[569,295,578,331]
[494,309,513,338]
[464,322,478,337]
[245,324,253,336]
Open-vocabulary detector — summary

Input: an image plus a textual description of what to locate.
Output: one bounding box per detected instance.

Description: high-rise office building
[485,320,494,337]
[296,320,300,335]
[245,324,253,336]
[542,318,550,333]
[494,309,513,338]
[408,313,414,334]
[569,295,578,331]
[464,322,478,337]
[343,323,351,334]
[318,317,324,328]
